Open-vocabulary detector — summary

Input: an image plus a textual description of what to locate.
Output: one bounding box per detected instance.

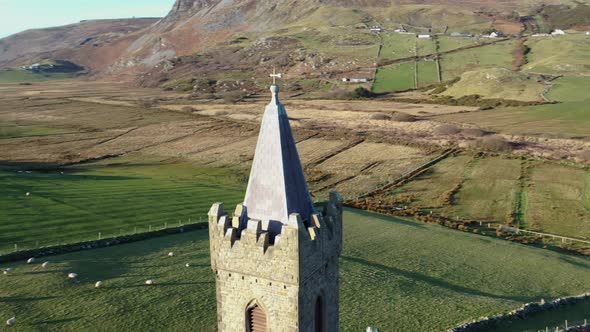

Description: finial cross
[270,68,282,85]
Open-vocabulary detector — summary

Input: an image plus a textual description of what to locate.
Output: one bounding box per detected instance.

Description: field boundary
[498,225,590,245]
[355,148,457,200]
[450,292,590,332]
[0,222,208,264]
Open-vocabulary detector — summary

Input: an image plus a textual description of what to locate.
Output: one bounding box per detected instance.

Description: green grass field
[525,34,590,75]
[0,123,75,138]
[390,154,472,208]
[546,76,590,102]
[438,101,590,138]
[439,40,515,81]
[379,33,416,61]
[390,154,589,239]
[416,37,436,56]
[0,159,246,253]
[416,60,439,86]
[372,62,416,93]
[0,69,78,83]
[437,36,480,53]
[527,163,590,239]
[1,209,589,331]
[450,157,521,222]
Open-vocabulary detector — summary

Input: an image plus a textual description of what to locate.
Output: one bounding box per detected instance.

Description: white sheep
[145,279,155,285]
[41,262,49,268]
[3,268,13,275]
[6,317,16,326]
[27,258,35,264]
[95,281,104,289]
[167,252,174,257]
[185,263,190,268]
[25,192,31,196]
[68,273,78,279]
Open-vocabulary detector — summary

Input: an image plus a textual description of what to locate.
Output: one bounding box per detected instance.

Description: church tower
[208,82,343,332]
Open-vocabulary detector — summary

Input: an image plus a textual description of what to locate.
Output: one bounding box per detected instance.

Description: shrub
[222,91,246,104]
[137,97,158,108]
[181,106,197,112]
[391,112,416,122]
[434,124,460,135]
[578,150,590,162]
[371,113,392,121]
[461,128,486,137]
[351,87,373,99]
[325,88,351,99]
[473,135,512,152]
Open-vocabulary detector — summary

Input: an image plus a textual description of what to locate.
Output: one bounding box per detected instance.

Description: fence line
[0,217,204,256]
[498,225,590,245]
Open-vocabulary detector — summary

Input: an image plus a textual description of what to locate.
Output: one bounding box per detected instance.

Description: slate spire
[243,84,314,235]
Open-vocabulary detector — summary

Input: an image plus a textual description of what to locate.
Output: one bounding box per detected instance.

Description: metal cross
[270,68,282,85]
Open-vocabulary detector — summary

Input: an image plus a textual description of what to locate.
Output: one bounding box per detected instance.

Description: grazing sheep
[145,279,155,285]
[25,192,31,196]
[3,268,13,275]
[41,262,49,268]
[68,273,78,279]
[185,263,190,268]
[27,258,35,264]
[6,317,16,326]
[168,252,174,257]
[95,281,104,289]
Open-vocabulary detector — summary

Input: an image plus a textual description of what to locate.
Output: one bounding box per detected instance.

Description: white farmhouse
[551,29,566,36]
[417,34,431,39]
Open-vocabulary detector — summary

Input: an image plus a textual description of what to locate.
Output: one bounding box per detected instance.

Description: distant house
[417,34,432,39]
[369,26,383,32]
[394,26,408,33]
[488,32,505,38]
[532,33,550,37]
[342,77,369,83]
[450,32,473,37]
[551,29,566,36]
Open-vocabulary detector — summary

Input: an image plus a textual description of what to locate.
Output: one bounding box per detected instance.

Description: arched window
[246,301,267,332]
[314,296,324,332]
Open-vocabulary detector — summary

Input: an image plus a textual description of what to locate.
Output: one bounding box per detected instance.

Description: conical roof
[243,84,314,234]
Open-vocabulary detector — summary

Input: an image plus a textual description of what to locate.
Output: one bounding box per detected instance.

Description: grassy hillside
[440,68,547,101]
[439,40,515,81]
[0,159,245,253]
[0,69,79,83]
[1,209,589,331]
[524,34,590,75]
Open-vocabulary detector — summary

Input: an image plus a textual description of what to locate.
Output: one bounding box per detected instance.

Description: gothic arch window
[314,295,325,332]
[246,300,267,332]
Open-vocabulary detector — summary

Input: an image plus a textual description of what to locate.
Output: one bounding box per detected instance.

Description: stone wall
[208,192,343,332]
[449,293,590,331]
[0,223,207,264]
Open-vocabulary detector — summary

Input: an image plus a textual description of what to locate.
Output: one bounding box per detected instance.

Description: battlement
[208,191,343,284]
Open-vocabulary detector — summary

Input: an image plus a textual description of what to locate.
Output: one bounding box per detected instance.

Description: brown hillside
[0,18,159,71]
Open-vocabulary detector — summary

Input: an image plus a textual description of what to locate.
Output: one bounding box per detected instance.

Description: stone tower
[208,83,343,332]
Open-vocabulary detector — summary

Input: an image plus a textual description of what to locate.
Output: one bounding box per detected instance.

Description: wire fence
[0,217,206,255]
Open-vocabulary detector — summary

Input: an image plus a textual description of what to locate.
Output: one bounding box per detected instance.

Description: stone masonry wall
[208,191,343,332]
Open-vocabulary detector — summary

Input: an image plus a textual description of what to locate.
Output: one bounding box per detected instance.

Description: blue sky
[0,0,175,38]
